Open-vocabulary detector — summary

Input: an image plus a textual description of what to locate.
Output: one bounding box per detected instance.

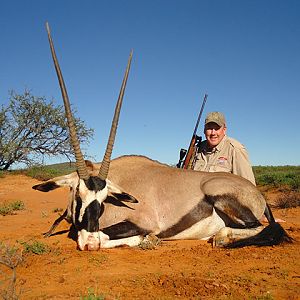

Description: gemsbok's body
[33,23,292,250]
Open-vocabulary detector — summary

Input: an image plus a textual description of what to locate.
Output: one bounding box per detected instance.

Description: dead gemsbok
[33,23,292,250]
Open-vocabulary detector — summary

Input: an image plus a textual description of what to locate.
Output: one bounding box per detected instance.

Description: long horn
[46,22,89,180]
[98,50,133,180]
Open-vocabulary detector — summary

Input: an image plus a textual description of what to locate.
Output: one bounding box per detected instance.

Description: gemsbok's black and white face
[33,167,139,250]
[72,176,107,250]
[41,22,134,250]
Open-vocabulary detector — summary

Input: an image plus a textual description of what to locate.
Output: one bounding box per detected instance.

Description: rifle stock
[182,136,196,169]
[177,94,208,169]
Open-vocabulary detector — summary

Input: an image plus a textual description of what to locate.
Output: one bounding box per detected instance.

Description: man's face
[204,122,226,148]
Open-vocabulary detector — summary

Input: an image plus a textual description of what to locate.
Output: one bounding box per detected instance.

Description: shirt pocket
[212,157,231,173]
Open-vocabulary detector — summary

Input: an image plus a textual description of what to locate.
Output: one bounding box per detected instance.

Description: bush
[253,166,300,191]
[24,162,76,181]
[20,240,50,255]
[275,191,300,209]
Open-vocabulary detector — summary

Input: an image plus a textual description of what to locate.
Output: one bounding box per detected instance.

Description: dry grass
[275,191,300,209]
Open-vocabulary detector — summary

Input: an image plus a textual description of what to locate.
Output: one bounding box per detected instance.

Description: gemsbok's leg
[205,194,264,247]
[213,226,264,247]
[98,231,143,248]
[43,209,70,237]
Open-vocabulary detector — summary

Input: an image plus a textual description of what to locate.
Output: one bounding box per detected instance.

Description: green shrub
[252,292,274,299]
[24,162,76,181]
[80,288,105,300]
[20,240,49,255]
[253,166,300,191]
[0,200,25,216]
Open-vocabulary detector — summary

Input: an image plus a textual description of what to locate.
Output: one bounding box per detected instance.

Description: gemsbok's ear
[111,192,139,203]
[32,173,78,192]
[32,181,60,192]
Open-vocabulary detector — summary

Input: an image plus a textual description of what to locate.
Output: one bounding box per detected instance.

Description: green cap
[205,112,226,127]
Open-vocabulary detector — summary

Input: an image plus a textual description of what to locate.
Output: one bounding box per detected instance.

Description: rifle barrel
[193,93,208,136]
[181,93,208,169]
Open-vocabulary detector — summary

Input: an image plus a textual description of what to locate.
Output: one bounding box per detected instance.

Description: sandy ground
[0,174,299,300]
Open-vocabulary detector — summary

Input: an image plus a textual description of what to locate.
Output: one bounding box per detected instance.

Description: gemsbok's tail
[225,204,293,248]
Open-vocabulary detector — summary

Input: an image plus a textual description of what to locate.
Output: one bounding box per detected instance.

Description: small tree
[0,90,94,170]
[0,242,23,299]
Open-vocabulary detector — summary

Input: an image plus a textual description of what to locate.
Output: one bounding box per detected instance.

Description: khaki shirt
[193,136,256,185]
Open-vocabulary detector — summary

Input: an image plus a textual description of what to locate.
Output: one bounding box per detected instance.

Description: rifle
[176,93,208,169]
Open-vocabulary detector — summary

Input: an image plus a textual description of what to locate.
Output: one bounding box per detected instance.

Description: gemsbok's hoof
[212,236,230,248]
[139,234,161,249]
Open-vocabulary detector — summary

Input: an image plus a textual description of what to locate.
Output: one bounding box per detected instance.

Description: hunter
[193,111,256,185]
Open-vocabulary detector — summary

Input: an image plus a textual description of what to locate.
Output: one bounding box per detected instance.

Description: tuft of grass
[80,288,105,300]
[20,240,50,255]
[41,211,48,218]
[251,291,274,300]
[88,255,107,266]
[0,200,25,216]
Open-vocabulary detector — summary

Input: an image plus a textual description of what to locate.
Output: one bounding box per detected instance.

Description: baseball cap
[205,112,226,127]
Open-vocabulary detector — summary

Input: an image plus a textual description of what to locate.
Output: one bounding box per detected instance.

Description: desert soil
[0,174,299,300]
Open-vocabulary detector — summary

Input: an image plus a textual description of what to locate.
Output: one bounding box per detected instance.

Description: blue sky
[1,0,299,166]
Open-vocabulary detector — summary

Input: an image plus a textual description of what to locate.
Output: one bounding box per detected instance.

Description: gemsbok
[33,23,292,250]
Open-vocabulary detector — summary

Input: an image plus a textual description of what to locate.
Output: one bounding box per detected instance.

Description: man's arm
[232,145,256,185]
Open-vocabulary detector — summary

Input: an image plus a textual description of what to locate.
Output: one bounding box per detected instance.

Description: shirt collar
[205,135,227,153]
[215,135,227,152]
